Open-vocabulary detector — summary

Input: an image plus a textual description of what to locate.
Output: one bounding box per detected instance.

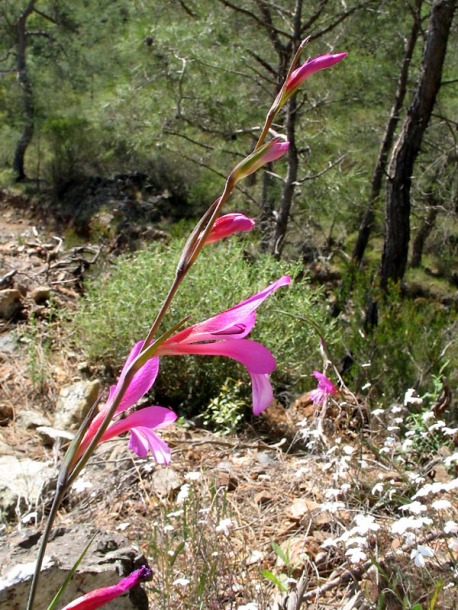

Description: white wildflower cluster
[322,513,380,564]
[322,439,356,483]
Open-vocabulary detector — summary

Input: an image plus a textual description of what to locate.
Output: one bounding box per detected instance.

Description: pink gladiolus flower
[232,137,289,184]
[61,565,152,610]
[205,213,255,244]
[78,276,289,460]
[309,370,338,406]
[77,343,176,463]
[157,276,291,414]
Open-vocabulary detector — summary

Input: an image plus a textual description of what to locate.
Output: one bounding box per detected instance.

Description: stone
[54,379,101,431]
[0,331,19,356]
[0,526,149,610]
[0,289,22,319]
[0,455,55,521]
[15,409,51,430]
[151,467,182,497]
[29,285,52,305]
[36,425,74,447]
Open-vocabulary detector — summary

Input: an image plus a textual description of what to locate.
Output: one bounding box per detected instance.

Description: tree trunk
[380,0,455,290]
[270,94,299,258]
[259,164,275,252]
[352,1,421,264]
[13,1,37,182]
[410,197,438,268]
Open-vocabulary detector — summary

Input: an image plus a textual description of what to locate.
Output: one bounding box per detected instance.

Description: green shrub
[338,275,457,406]
[73,239,336,417]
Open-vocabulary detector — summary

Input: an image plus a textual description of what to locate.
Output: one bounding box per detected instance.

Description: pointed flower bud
[231,137,289,185]
[204,213,255,245]
[277,52,348,108]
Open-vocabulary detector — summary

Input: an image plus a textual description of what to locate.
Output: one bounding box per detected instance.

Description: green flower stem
[255,37,309,150]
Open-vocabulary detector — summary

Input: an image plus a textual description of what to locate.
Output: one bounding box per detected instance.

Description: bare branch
[176,0,199,18]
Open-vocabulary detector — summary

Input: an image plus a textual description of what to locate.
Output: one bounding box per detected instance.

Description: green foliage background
[74,240,336,415]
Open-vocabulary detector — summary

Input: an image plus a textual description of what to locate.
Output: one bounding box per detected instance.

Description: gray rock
[16,409,51,431]
[0,455,55,521]
[36,425,74,447]
[54,379,101,431]
[0,289,22,319]
[0,331,19,355]
[0,526,149,610]
[29,285,52,305]
[151,467,182,497]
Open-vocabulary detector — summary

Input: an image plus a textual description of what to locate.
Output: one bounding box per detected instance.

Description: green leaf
[271,541,290,567]
[428,578,443,610]
[46,531,98,610]
[262,569,288,592]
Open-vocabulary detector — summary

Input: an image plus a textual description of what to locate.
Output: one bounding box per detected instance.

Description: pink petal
[250,373,274,415]
[313,370,338,395]
[111,341,160,413]
[162,276,290,346]
[102,406,177,443]
[163,339,276,374]
[232,137,290,183]
[61,565,152,610]
[205,213,255,245]
[128,427,172,463]
[287,52,348,92]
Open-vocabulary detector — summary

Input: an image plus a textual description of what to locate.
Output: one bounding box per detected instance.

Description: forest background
[0,0,457,422]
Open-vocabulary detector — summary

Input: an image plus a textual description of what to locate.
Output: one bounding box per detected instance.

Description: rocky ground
[0,189,457,610]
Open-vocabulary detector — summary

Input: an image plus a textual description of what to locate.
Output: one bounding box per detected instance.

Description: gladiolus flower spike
[77,276,290,461]
[61,565,152,610]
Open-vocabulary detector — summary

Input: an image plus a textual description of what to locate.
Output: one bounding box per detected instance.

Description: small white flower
[403,532,416,546]
[372,408,385,416]
[167,510,184,518]
[372,482,384,495]
[391,405,403,413]
[325,488,342,500]
[173,577,190,587]
[185,471,202,481]
[238,603,258,610]
[404,389,422,406]
[444,521,458,534]
[321,501,345,513]
[343,445,355,455]
[444,453,458,466]
[321,538,339,548]
[432,499,452,511]
[71,479,93,493]
[176,483,190,504]
[410,545,434,568]
[345,547,367,563]
[429,420,445,431]
[391,516,432,535]
[215,518,233,535]
[449,539,458,551]
[399,501,427,515]
[421,410,435,422]
[163,524,174,532]
[354,514,380,535]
